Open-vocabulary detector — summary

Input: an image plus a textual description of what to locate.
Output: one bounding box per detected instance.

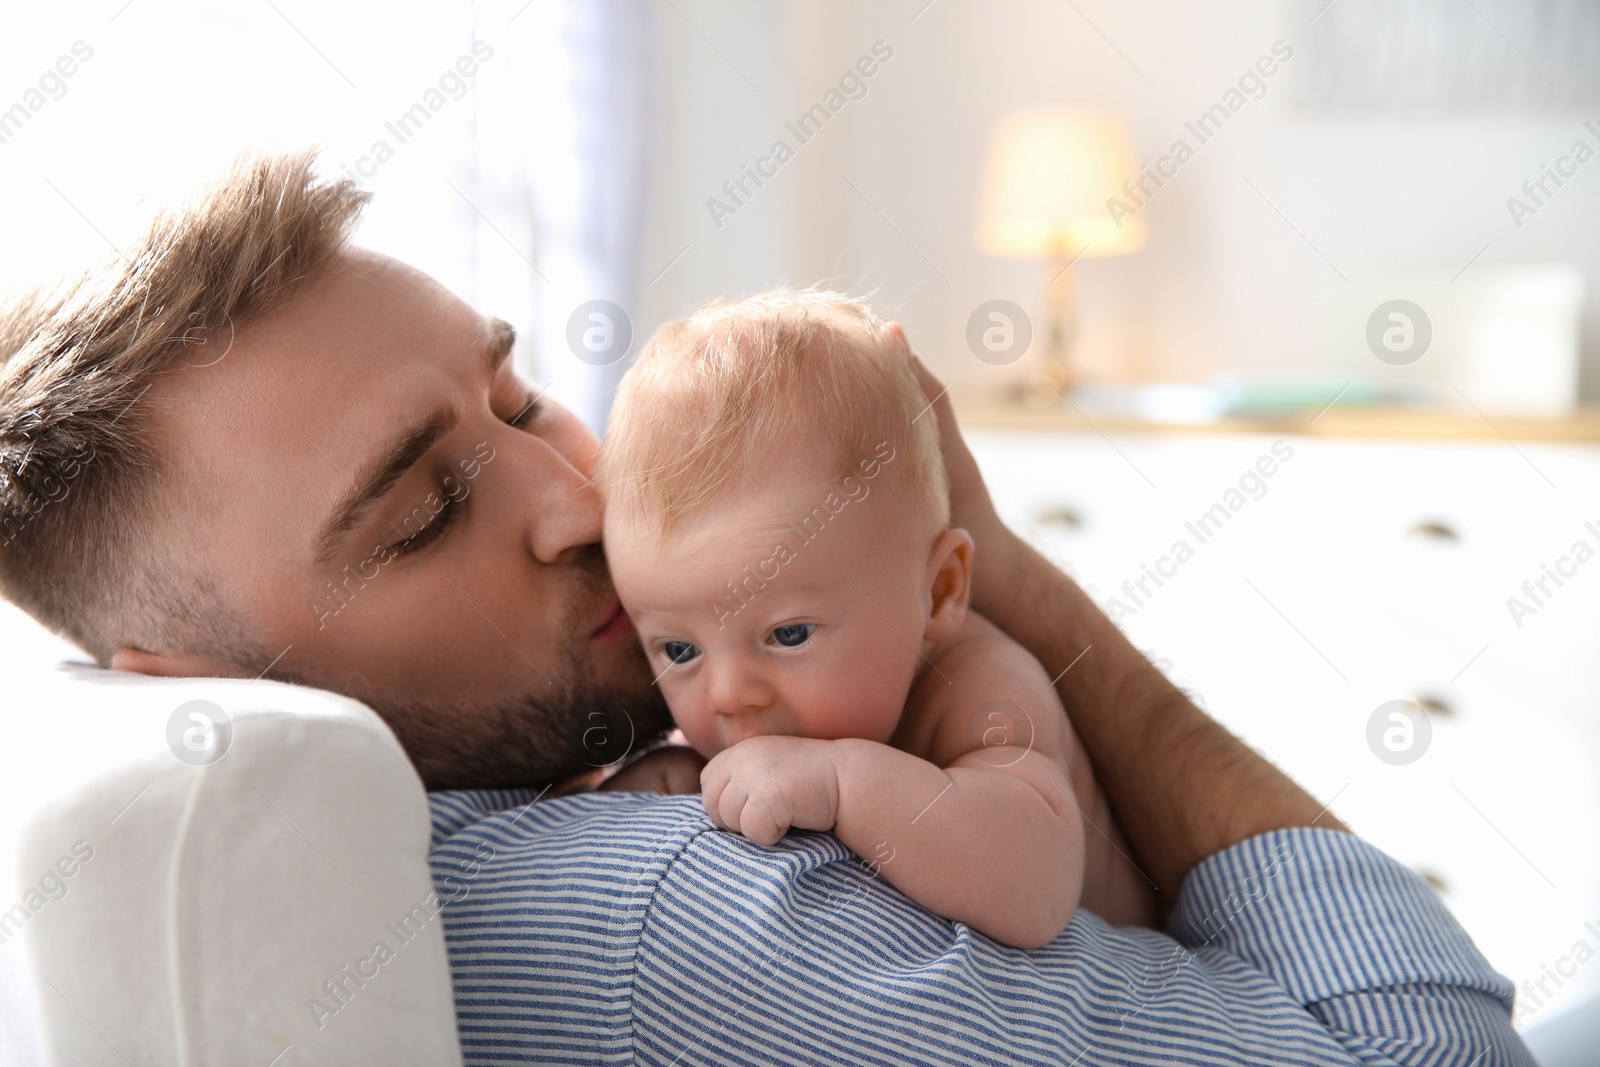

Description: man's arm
[909,356,1345,905]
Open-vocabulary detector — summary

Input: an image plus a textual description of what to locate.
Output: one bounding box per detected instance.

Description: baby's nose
[705,659,773,720]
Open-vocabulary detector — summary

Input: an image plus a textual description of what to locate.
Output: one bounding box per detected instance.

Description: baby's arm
[701,616,1085,949]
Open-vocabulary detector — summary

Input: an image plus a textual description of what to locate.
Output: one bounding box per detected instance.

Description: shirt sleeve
[428,791,1533,1067]
[1169,828,1533,1067]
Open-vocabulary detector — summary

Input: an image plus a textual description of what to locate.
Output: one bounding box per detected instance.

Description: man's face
[142,249,670,788]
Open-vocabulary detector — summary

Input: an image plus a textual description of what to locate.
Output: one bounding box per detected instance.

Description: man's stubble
[285,543,673,791]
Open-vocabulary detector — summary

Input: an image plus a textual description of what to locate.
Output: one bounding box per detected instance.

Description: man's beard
[353,545,674,791]
[383,651,674,792]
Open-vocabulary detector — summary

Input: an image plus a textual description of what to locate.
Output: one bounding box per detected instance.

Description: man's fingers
[668,762,704,795]
[650,746,707,795]
[909,352,942,402]
[909,356,965,459]
[910,354,955,427]
[886,320,945,410]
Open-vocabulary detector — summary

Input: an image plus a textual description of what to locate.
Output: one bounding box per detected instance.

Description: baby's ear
[923,528,974,643]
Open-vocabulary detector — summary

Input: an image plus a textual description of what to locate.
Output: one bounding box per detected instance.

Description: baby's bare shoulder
[901,611,1071,768]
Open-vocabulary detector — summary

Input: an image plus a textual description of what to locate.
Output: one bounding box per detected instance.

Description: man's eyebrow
[312,323,512,567]
[315,407,461,566]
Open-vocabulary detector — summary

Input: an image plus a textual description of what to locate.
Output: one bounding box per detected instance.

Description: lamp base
[1017,359,1076,409]
[1018,258,1077,407]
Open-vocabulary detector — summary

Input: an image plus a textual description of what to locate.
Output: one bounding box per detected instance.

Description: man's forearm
[905,352,1345,904]
[983,535,1346,905]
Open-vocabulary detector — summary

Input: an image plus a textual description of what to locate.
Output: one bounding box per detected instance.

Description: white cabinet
[970,429,1600,1026]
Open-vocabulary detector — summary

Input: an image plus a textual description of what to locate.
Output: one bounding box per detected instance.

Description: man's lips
[591,599,632,643]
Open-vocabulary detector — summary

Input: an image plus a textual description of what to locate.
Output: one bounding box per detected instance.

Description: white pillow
[0,607,462,1066]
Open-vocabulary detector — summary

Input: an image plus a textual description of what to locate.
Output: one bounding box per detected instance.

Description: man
[0,154,1531,1064]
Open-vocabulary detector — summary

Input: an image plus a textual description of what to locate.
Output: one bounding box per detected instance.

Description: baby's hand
[700,736,841,846]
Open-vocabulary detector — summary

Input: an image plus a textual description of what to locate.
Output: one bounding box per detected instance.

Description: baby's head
[600,290,971,758]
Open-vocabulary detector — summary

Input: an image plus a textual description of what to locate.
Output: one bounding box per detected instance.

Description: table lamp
[977,108,1146,402]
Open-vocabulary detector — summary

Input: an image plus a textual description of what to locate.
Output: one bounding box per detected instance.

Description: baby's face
[604,460,930,758]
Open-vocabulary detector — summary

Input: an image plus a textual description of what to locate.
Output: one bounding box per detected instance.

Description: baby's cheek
[797,672,906,745]
[664,685,722,758]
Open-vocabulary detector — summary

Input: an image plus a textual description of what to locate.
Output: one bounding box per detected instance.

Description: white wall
[638,0,1600,403]
[633,1,798,370]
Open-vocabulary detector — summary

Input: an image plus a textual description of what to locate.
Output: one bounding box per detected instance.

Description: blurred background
[2,0,1598,1049]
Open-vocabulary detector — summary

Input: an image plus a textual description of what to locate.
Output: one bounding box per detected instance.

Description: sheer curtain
[493,0,656,436]
[2,1,655,439]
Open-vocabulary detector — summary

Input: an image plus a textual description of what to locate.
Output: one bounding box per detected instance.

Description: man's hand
[599,745,707,795]
[892,327,1022,621]
[700,736,842,846]
[904,348,1347,904]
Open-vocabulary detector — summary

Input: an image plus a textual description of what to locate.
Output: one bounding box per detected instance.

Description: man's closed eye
[388,496,460,556]
[508,392,541,428]
[383,395,538,557]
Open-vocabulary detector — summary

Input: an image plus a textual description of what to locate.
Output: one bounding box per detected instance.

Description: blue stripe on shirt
[429,790,1532,1066]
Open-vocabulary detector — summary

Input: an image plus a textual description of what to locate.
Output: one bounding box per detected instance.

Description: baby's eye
[662,640,700,664]
[769,623,814,648]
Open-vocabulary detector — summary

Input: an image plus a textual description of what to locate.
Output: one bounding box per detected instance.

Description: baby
[599,291,1153,947]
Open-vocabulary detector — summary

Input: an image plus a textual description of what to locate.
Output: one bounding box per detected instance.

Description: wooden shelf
[952,399,1600,443]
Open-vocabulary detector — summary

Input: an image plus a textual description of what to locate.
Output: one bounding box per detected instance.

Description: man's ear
[923,527,974,644]
[111,647,255,679]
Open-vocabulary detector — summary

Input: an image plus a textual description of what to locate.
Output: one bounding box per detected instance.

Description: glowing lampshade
[976,108,1146,259]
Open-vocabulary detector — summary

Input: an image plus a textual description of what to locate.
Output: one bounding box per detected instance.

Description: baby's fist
[700,736,841,846]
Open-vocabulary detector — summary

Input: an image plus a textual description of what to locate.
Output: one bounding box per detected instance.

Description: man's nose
[517,436,602,565]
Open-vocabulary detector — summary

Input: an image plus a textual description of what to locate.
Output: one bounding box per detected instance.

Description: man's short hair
[600,289,949,544]
[0,151,369,665]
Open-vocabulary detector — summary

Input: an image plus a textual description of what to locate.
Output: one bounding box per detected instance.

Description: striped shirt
[428,790,1531,1065]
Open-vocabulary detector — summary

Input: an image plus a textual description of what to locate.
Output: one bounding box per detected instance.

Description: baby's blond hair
[600,289,949,544]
